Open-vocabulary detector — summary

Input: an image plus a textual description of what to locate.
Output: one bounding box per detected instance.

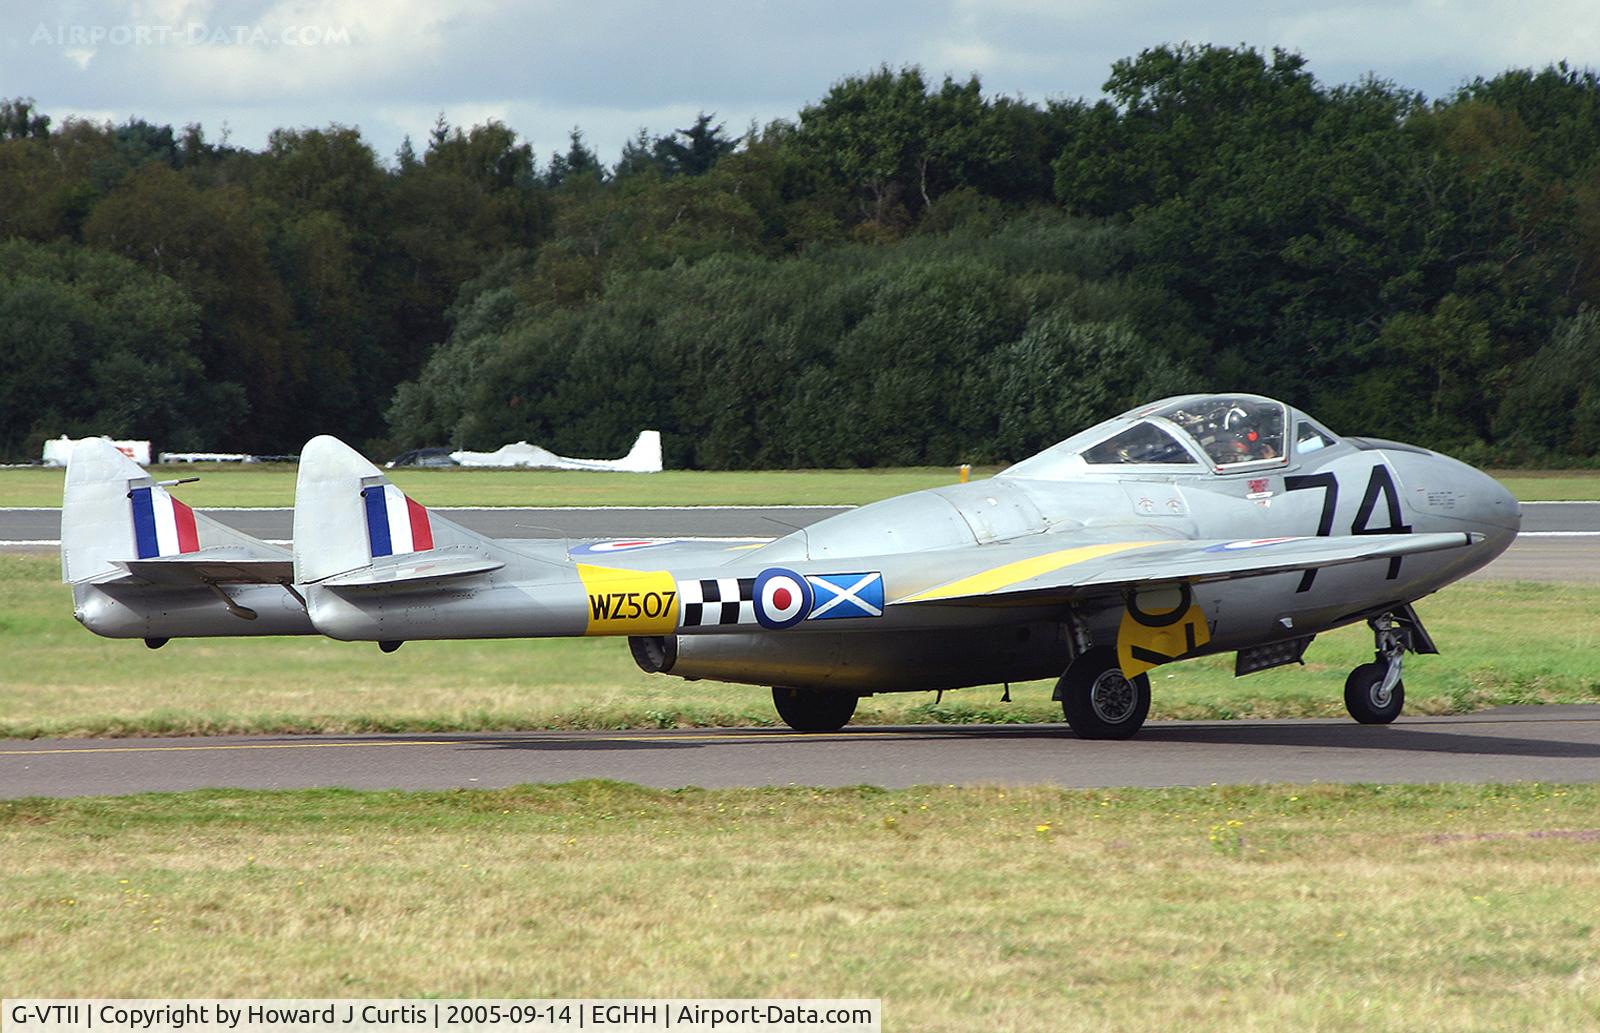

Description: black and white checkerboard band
[679,577,756,627]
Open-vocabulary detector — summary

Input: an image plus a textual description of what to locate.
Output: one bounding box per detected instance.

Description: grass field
[2,463,1596,508]
[0,464,993,509]
[1,782,1596,1030]
[1492,469,1600,501]
[3,553,1596,738]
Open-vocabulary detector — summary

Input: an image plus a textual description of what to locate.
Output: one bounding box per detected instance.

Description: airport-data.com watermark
[28,22,354,49]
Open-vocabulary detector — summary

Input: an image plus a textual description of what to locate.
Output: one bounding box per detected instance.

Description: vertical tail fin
[617,430,663,472]
[293,435,510,584]
[61,439,282,584]
[62,439,311,639]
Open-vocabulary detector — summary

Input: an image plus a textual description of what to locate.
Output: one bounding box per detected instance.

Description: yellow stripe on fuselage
[896,542,1160,603]
[575,563,680,635]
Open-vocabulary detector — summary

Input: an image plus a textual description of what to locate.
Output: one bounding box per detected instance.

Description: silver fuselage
[294,431,1517,692]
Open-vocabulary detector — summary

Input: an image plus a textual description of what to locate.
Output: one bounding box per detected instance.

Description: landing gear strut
[1343,611,1428,724]
[1057,646,1151,740]
[771,687,858,732]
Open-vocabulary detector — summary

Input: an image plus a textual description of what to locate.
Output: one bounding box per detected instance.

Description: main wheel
[1344,662,1404,724]
[1058,647,1151,740]
[771,687,858,732]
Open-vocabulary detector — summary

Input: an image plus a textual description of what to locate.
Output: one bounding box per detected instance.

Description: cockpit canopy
[1150,396,1286,466]
[1002,394,1337,479]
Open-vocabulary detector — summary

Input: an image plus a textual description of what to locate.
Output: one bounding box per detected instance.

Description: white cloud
[131,0,492,102]
[4,0,1595,160]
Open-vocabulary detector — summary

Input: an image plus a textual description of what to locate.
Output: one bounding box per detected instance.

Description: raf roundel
[753,567,813,630]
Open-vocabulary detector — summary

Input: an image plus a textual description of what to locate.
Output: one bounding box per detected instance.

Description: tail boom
[62,438,313,639]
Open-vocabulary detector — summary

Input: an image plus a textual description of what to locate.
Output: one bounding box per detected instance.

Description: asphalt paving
[3,707,1597,798]
[1468,537,1600,582]
[4,499,1599,543]
[6,501,1594,579]
[0,505,851,543]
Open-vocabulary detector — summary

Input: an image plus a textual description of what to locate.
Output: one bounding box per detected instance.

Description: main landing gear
[1056,646,1151,740]
[771,686,859,732]
[1343,609,1436,724]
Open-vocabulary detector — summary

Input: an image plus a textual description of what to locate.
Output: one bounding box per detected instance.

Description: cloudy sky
[2,1,1596,165]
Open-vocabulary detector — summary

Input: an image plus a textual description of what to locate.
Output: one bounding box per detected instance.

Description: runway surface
[1468,537,1600,582]
[0,505,850,543]
[3,706,1598,798]
[318,504,850,541]
[4,500,1597,543]
[5,502,1596,579]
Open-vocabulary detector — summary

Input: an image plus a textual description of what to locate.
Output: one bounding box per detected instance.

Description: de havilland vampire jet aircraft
[62,394,1520,739]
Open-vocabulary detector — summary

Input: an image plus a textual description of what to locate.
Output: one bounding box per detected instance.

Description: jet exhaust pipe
[630,622,1074,694]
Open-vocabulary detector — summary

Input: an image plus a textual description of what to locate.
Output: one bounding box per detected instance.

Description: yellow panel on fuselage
[576,563,679,635]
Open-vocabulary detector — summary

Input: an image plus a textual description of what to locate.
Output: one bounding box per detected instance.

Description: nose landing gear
[1344,630,1404,724]
[1343,607,1435,724]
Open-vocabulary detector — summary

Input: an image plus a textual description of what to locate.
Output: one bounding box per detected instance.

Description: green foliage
[0,136,68,239]
[392,218,1200,467]
[1054,44,1323,214]
[0,239,238,456]
[0,110,551,456]
[0,98,51,140]
[796,67,1060,231]
[992,316,1192,459]
[1495,307,1600,456]
[5,47,1600,463]
[423,119,535,190]
[1334,297,1496,448]
[651,112,736,177]
[544,128,605,189]
[1049,46,1597,450]
[82,163,301,448]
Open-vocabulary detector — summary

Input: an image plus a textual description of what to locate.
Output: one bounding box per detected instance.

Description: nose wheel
[1343,612,1422,724]
[1344,660,1404,723]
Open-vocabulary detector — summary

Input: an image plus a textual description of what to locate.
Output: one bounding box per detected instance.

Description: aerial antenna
[761,515,812,559]
[513,523,575,563]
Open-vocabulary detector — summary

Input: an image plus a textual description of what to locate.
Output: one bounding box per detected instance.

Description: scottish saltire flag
[361,483,434,558]
[128,485,200,559]
[805,572,884,620]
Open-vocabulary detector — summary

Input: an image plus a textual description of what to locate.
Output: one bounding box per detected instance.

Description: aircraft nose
[1471,471,1522,535]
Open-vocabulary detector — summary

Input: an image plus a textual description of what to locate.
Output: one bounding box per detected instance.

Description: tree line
[3,45,1599,466]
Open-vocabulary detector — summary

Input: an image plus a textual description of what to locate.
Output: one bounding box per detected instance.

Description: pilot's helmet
[1221,404,1255,454]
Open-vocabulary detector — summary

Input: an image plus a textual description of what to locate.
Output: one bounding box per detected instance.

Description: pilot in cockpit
[1220,404,1279,462]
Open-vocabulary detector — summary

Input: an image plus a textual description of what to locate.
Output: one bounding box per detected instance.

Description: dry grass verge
[2,782,1597,1031]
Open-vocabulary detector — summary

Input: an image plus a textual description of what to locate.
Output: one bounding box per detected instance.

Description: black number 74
[1284,466,1412,591]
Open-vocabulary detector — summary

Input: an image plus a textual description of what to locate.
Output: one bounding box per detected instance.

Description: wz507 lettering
[589,590,676,622]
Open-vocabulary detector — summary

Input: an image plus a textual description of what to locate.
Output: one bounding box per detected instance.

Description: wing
[893,532,1479,606]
